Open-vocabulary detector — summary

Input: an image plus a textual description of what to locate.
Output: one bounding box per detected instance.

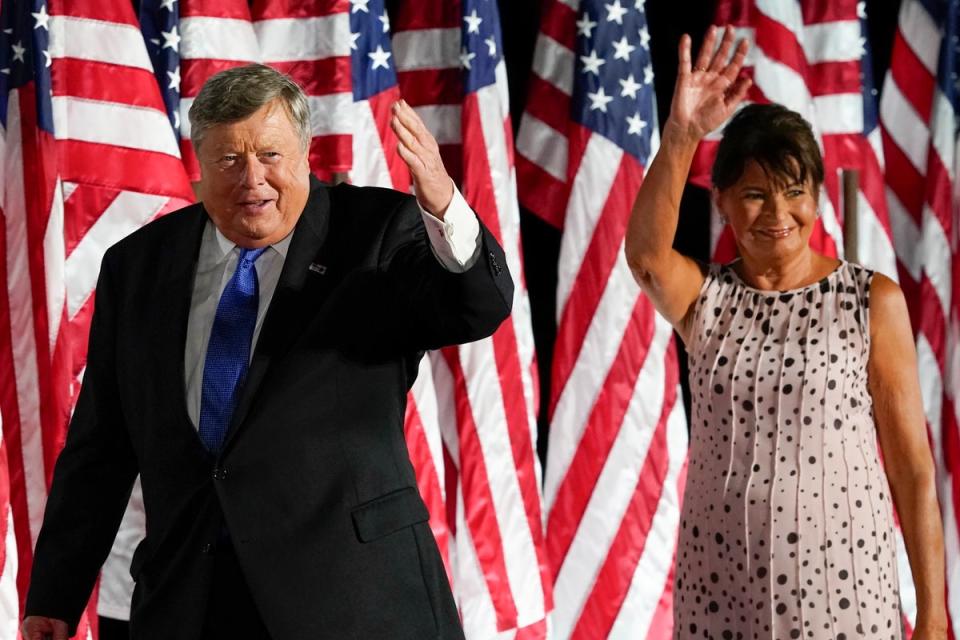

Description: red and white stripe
[516,1,689,637]
[47,0,191,632]
[690,0,898,284]
[392,3,550,637]
[881,0,959,632]
[0,432,17,639]
[251,0,352,182]
[177,0,260,180]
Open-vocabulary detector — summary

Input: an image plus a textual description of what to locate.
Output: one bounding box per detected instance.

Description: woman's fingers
[707,26,736,72]
[724,75,752,107]
[722,38,751,82]
[692,25,716,71]
[678,33,692,76]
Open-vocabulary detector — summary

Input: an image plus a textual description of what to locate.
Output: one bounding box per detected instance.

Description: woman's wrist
[661,118,705,148]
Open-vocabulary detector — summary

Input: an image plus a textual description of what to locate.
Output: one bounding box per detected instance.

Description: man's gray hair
[188,64,311,151]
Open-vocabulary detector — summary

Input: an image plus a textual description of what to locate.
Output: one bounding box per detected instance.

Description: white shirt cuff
[417,184,482,273]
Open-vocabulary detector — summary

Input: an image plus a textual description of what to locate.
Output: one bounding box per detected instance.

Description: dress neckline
[722,260,846,295]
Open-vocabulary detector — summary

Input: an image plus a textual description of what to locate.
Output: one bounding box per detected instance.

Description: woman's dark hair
[711,103,824,191]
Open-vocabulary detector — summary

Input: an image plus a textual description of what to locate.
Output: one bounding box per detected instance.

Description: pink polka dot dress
[674,261,903,640]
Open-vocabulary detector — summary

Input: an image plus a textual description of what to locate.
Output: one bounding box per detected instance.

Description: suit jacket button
[212,467,227,481]
[201,543,214,554]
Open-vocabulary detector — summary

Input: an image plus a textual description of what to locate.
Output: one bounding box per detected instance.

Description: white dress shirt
[183,185,481,428]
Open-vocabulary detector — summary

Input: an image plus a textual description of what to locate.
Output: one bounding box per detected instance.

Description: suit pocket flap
[351,487,429,542]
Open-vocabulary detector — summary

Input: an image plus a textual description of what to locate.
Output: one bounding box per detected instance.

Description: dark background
[490,0,902,463]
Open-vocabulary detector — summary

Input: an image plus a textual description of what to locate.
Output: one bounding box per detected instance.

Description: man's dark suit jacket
[24,178,514,639]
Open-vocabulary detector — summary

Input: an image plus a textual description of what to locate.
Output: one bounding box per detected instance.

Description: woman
[625,26,947,639]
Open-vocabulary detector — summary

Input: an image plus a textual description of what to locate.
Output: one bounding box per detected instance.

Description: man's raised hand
[390,99,455,218]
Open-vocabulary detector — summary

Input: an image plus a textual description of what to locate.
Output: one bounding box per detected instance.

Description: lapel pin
[308,263,327,275]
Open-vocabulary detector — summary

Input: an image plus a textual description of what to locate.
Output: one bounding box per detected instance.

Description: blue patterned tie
[198,246,268,453]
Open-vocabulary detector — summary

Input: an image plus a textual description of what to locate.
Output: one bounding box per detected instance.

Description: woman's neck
[735,249,832,291]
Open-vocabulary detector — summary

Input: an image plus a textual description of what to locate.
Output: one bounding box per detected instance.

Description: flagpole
[842,169,860,264]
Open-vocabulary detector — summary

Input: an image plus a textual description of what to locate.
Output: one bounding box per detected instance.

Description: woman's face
[715,159,820,265]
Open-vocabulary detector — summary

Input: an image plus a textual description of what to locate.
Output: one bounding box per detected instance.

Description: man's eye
[220,155,238,164]
[260,152,280,160]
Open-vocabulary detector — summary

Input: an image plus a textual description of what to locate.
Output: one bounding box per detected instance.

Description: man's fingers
[390,112,424,157]
[692,25,716,71]
[395,138,425,173]
[707,25,735,72]
[392,100,435,148]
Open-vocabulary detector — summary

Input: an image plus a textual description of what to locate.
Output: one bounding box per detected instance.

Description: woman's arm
[868,274,947,638]
[624,26,749,343]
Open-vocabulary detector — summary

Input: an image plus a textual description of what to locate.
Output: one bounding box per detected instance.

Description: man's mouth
[238,199,273,212]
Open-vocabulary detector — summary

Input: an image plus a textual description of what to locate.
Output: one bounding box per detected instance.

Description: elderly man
[22,64,512,640]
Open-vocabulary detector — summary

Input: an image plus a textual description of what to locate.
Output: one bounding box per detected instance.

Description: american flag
[391,0,552,637]
[144,0,260,181]
[690,0,899,284]
[880,0,960,633]
[252,0,352,182]
[342,0,454,593]
[347,0,407,189]
[0,0,193,633]
[516,1,689,638]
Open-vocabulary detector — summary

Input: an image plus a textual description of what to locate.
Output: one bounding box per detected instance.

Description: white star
[11,41,25,63]
[42,48,51,68]
[0,68,9,75]
[160,0,177,11]
[634,0,646,8]
[612,36,636,61]
[2,29,12,35]
[161,26,181,50]
[484,36,497,56]
[576,13,597,38]
[349,31,361,50]
[580,49,605,75]
[856,1,866,19]
[587,87,614,112]
[368,44,391,70]
[643,63,654,84]
[857,36,867,56]
[150,37,160,46]
[379,12,390,33]
[32,5,50,31]
[167,66,181,92]
[619,73,642,98]
[459,47,476,69]
[605,0,628,25]
[351,0,370,13]
[638,25,650,49]
[464,9,482,34]
[173,109,180,130]
[626,112,647,135]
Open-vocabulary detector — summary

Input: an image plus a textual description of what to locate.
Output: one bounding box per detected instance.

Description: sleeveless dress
[674,261,902,640]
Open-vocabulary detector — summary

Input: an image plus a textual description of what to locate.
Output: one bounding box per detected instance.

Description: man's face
[196,99,311,248]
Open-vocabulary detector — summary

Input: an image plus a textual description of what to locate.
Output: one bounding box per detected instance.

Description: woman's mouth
[756,227,794,239]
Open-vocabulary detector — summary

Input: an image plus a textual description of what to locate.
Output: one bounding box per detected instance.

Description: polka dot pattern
[674,261,903,639]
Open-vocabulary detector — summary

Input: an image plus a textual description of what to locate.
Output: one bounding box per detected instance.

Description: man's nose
[240,156,266,187]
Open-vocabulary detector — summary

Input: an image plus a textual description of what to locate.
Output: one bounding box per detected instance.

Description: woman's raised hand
[668,25,751,142]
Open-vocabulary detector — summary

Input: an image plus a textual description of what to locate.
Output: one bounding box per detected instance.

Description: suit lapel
[223,181,333,451]
[151,207,208,438]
